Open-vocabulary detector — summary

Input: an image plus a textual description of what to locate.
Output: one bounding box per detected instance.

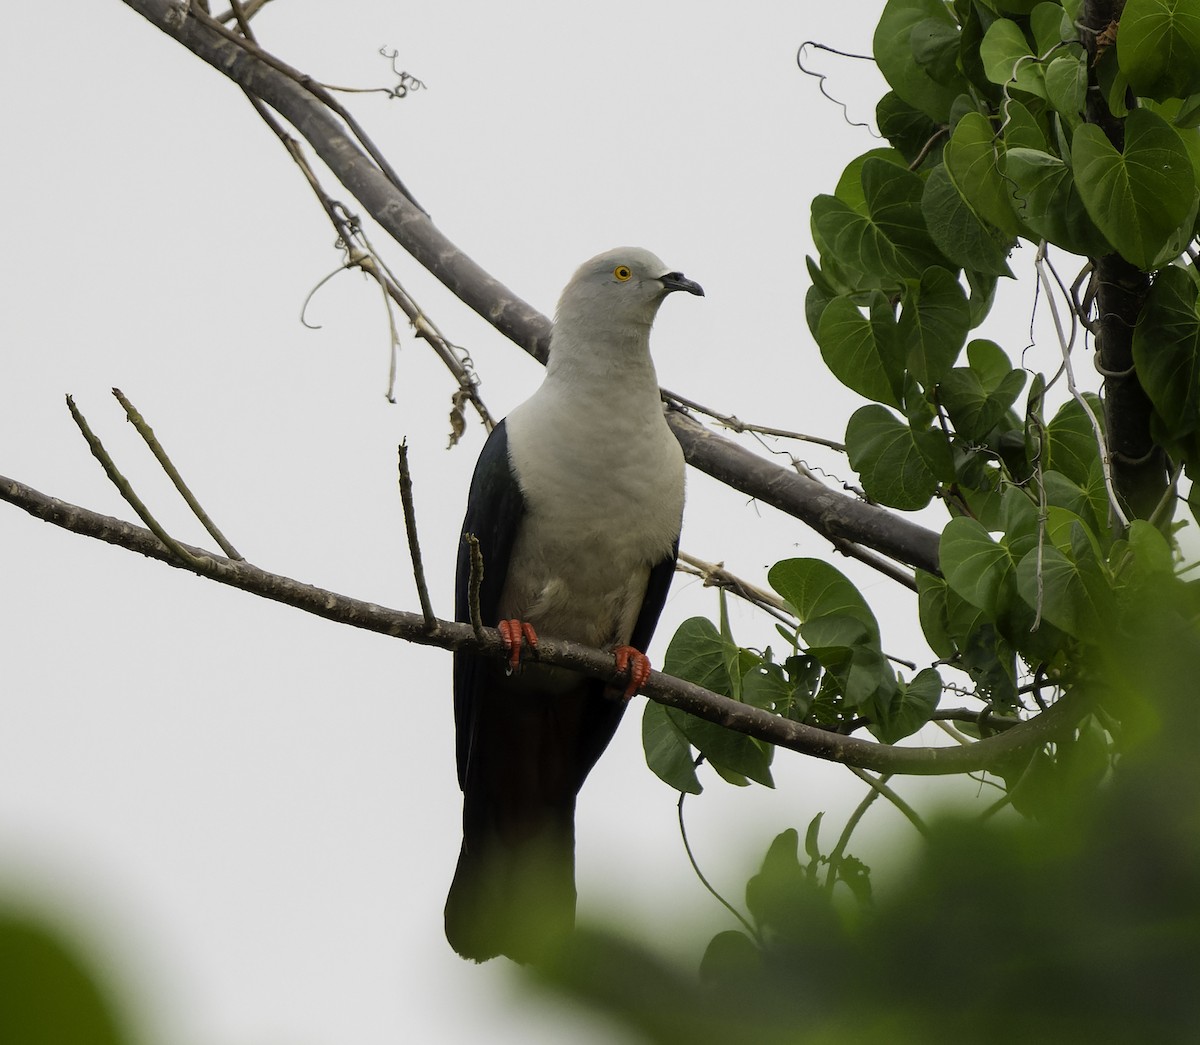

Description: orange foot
[612,645,652,699]
[497,619,539,673]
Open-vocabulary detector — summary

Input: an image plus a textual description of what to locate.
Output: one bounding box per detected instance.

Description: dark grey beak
[660,271,705,297]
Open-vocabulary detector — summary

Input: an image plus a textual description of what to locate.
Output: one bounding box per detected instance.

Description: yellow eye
[613,265,633,282]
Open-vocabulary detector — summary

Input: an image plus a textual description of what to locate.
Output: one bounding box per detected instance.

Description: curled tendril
[379,47,427,99]
[796,41,880,136]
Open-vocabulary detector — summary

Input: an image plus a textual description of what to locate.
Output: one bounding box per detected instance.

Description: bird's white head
[553,247,704,344]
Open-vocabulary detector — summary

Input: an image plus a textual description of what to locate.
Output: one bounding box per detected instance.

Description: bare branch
[1,473,1086,776]
[844,766,929,837]
[244,95,492,434]
[465,534,484,641]
[119,0,943,575]
[675,551,796,625]
[111,388,244,561]
[662,388,846,451]
[397,440,437,632]
[64,396,209,570]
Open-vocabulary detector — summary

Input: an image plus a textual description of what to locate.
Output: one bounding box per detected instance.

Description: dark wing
[629,536,680,657]
[453,419,525,789]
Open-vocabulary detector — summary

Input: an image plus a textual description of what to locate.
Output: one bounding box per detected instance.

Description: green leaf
[1031,1,1074,52]
[1001,483,1041,560]
[812,160,946,284]
[1046,395,1103,487]
[804,813,825,865]
[1043,467,1109,541]
[965,267,1000,328]
[768,559,881,646]
[0,914,131,1045]
[874,0,965,121]
[945,111,1023,236]
[1123,519,1177,592]
[799,613,874,650]
[940,337,1027,441]
[672,709,775,789]
[815,293,904,406]
[917,570,955,658]
[809,645,897,709]
[876,91,943,166]
[662,617,736,696]
[1071,108,1197,269]
[699,930,761,984]
[960,621,1020,708]
[1131,264,1200,439]
[921,164,1016,276]
[1015,544,1113,638]
[740,661,791,711]
[911,16,963,84]
[641,701,702,794]
[899,267,973,386]
[846,404,941,509]
[745,829,809,935]
[740,659,817,722]
[980,18,1046,97]
[1044,53,1087,128]
[940,516,1015,617]
[1003,147,1114,256]
[833,853,874,905]
[833,149,910,212]
[1117,0,1200,102]
[870,666,942,743]
[1000,98,1050,150]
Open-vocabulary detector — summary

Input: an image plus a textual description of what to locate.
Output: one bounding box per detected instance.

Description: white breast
[502,389,685,652]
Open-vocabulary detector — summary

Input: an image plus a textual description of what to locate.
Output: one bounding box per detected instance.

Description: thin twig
[245,96,492,436]
[845,766,929,837]
[64,396,209,569]
[676,551,796,624]
[824,773,886,892]
[465,534,485,641]
[677,787,759,941]
[933,718,974,746]
[829,536,919,591]
[225,0,254,40]
[188,1,427,214]
[662,388,846,451]
[212,0,271,22]
[111,388,243,561]
[397,441,437,632]
[931,707,1022,731]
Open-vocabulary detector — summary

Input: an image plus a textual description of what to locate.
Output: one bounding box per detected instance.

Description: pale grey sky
[0,3,1079,1042]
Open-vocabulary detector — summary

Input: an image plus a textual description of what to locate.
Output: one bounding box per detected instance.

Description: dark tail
[444,795,577,963]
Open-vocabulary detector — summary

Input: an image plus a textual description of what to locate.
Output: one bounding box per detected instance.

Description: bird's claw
[612,645,652,699]
[497,619,539,674]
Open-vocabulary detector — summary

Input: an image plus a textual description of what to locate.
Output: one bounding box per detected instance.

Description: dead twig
[65,396,209,569]
[111,388,243,561]
[397,440,437,632]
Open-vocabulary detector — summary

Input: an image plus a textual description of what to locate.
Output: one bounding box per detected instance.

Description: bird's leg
[497,619,539,673]
[612,646,652,699]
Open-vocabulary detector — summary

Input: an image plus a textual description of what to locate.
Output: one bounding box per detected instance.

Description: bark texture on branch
[121,0,942,574]
[1,473,1077,775]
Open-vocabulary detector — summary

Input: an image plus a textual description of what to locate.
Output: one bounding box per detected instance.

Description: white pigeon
[445,247,702,962]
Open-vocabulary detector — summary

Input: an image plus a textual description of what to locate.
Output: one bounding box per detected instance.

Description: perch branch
[1,473,1085,776]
